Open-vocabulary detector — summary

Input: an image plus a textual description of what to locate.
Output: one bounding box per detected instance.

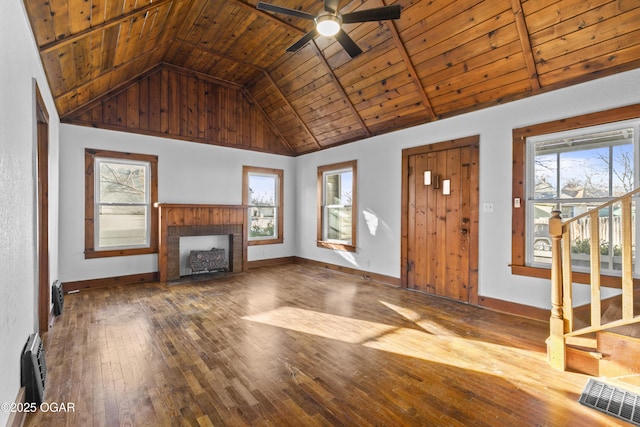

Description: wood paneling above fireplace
[156,204,247,282]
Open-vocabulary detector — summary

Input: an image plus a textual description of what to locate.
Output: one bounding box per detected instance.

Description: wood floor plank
[27,264,630,426]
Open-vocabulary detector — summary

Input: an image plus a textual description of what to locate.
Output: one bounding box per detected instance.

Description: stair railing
[548,187,640,370]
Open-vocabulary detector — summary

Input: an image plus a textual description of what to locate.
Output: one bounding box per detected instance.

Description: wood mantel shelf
[156,203,247,281]
[155,203,249,209]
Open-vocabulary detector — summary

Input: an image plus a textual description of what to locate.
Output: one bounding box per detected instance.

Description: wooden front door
[402,136,479,303]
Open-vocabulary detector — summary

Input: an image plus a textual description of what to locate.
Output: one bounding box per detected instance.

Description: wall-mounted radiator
[21,333,46,404]
[51,280,64,316]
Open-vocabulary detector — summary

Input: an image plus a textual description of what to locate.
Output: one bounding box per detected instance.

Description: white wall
[59,125,296,282]
[0,0,60,424]
[295,68,640,310]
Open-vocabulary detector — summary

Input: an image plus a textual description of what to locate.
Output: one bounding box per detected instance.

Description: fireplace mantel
[156,203,247,281]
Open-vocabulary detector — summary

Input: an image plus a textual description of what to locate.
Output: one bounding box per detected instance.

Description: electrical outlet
[363,259,371,268]
[483,203,494,213]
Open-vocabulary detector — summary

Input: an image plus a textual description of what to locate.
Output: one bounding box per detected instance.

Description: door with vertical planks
[404,137,479,303]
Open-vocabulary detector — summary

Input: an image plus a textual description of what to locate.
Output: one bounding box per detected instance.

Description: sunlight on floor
[241,304,585,398]
[243,306,396,344]
[379,300,459,337]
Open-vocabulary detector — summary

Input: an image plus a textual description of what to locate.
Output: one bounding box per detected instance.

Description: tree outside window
[243,166,283,245]
[85,149,158,258]
[527,126,636,274]
[96,159,150,248]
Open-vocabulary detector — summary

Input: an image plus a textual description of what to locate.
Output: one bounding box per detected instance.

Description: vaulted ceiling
[23,0,640,156]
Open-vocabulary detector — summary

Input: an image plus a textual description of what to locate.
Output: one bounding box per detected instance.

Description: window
[317,160,357,252]
[242,166,283,245]
[85,149,158,258]
[512,104,640,284]
[528,125,636,273]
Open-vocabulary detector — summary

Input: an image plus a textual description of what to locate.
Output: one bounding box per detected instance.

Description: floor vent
[579,378,640,426]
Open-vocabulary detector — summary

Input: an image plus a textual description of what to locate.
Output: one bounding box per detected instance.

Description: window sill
[317,241,356,253]
[85,247,158,259]
[510,264,638,288]
[248,237,283,246]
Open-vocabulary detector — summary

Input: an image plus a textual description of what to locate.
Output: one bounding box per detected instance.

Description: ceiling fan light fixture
[315,14,341,36]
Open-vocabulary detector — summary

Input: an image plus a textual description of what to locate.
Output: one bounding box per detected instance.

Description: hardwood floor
[28,264,628,426]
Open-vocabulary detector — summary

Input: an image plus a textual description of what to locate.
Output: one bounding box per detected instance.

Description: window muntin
[95,158,151,249]
[85,149,158,258]
[243,166,283,245]
[526,124,637,275]
[317,160,357,252]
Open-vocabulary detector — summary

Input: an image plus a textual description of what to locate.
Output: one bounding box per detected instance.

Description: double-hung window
[243,166,283,245]
[85,149,158,258]
[317,160,357,252]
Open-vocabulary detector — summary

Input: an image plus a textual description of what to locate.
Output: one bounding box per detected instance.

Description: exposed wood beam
[173,39,266,72]
[510,0,541,91]
[40,0,174,54]
[233,0,305,36]
[242,87,296,155]
[61,61,245,119]
[382,0,436,120]
[60,62,164,119]
[310,42,371,138]
[263,71,322,150]
[160,63,246,89]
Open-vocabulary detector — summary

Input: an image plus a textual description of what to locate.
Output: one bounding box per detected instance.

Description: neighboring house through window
[243,166,283,245]
[85,149,158,258]
[512,105,640,282]
[317,160,357,252]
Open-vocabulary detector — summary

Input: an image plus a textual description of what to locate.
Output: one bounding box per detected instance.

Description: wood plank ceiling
[23,0,640,156]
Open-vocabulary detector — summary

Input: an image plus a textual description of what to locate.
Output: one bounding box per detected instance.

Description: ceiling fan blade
[324,0,339,14]
[341,4,401,24]
[286,28,319,53]
[256,2,316,20]
[334,29,363,58]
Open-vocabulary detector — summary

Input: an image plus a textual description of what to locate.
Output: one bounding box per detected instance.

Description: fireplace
[156,204,247,281]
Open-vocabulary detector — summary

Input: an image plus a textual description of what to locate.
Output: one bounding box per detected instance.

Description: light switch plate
[483,202,494,213]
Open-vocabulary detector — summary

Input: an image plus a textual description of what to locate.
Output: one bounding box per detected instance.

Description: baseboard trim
[293,256,401,287]
[6,387,26,427]
[247,256,296,270]
[478,295,549,322]
[63,272,159,293]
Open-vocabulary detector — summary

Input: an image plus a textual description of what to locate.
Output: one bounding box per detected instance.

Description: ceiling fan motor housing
[315,13,342,37]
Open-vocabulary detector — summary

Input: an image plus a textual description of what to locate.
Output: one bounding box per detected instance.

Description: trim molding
[478,296,549,322]
[247,256,296,270]
[292,258,550,322]
[6,387,26,427]
[63,272,159,293]
[293,257,401,287]
[59,259,561,323]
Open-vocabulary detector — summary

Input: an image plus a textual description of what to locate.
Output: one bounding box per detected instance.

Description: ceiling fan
[256,0,401,58]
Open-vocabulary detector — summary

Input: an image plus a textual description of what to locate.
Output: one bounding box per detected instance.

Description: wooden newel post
[548,210,566,370]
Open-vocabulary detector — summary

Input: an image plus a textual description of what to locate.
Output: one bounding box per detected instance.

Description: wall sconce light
[423,171,431,186]
[442,179,451,195]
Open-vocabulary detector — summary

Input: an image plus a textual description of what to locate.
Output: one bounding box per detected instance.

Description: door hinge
[407,261,412,272]
[408,166,413,176]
